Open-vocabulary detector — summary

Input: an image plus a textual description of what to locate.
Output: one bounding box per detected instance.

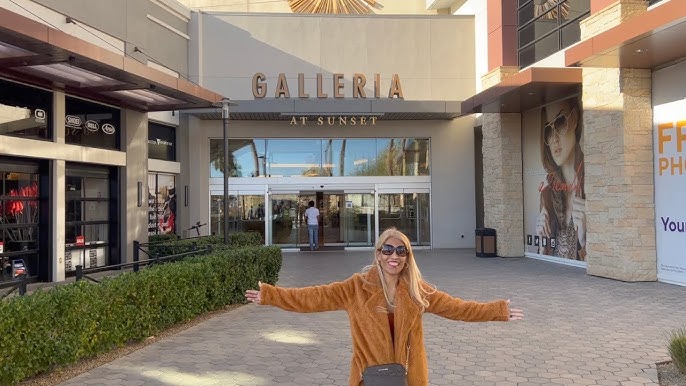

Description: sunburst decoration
[533,0,570,20]
[288,0,376,14]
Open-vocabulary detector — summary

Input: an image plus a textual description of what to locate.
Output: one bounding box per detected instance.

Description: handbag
[361,343,410,386]
[361,363,407,386]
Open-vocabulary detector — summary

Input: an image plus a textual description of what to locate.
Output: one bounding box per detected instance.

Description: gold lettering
[317,74,328,98]
[360,117,367,125]
[339,116,347,125]
[275,73,290,98]
[371,116,377,125]
[350,116,357,125]
[353,74,366,98]
[333,74,344,98]
[289,116,297,125]
[253,73,266,98]
[374,74,380,98]
[658,122,673,154]
[388,74,403,99]
[300,116,308,125]
[677,120,686,152]
[317,117,324,125]
[298,73,309,98]
[327,116,335,125]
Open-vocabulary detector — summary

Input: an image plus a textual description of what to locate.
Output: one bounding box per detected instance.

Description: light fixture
[635,48,648,54]
[137,182,143,207]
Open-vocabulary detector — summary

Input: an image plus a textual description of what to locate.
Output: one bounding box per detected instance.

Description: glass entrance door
[295,191,374,248]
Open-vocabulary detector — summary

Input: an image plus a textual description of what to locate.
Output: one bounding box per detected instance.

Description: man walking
[304,200,320,250]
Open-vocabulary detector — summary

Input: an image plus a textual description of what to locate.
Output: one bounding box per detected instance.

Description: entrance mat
[299,246,345,252]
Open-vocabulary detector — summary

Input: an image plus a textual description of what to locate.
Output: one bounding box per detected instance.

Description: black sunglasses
[379,244,408,257]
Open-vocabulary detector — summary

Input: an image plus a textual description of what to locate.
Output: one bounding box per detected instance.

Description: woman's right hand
[245,281,263,304]
[535,207,550,238]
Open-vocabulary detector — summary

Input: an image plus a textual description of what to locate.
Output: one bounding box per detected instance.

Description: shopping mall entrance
[269,190,375,250]
[210,182,430,249]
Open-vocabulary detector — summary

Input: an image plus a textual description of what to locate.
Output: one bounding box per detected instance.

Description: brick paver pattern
[59,250,686,385]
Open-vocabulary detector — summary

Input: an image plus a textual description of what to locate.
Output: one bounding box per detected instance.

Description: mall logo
[252,73,403,99]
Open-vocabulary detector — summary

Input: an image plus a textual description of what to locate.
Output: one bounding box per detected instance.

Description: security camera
[320,185,324,188]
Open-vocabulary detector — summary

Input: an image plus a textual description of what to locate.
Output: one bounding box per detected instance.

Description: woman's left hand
[506,299,524,321]
[572,196,586,247]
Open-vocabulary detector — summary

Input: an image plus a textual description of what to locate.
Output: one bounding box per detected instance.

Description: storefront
[0,5,222,283]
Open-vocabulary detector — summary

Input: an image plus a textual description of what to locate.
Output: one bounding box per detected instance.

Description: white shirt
[305,207,320,225]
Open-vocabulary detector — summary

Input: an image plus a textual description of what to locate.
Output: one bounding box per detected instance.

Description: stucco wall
[191,13,475,101]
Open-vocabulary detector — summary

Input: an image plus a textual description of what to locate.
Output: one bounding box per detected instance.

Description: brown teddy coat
[259,267,509,385]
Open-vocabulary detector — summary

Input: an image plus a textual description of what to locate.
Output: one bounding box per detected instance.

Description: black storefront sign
[65,96,120,150]
[148,122,176,161]
[0,78,52,140]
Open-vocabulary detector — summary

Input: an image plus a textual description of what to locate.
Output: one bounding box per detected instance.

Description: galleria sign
[252,73,404,99]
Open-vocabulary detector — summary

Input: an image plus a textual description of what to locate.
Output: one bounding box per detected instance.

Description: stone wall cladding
[481,66,519,90]
[582,67,657,281]
[581,0,648,40]
[481,113,524,257]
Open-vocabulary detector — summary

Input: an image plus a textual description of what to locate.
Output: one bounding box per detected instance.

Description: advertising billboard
[654,100,686,285]
[523,96,586,264]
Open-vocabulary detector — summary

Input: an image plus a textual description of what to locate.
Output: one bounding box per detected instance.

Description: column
[481,112,524,257]
[120,110,148,263]
[581,0,654,281]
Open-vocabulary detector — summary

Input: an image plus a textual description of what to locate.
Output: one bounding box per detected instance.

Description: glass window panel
[518,1,535,27]
[83,177,108,199]
[401,138,430,176]
[343,193,375,246]
[378,193,430,246]
[344,139,381,176]
[560,18,582,49]
[156,174,176,234]
[0,79,52,140]
[564,0,590,21]
[84,223,108,243]
[266,139,322,177]
[519,12,558,48]
[210,194,223,236]
[148,122,176,161]
[64,96,120,150]
[210,139,267,178]
[270,194,298,246]
[83,201,108,222]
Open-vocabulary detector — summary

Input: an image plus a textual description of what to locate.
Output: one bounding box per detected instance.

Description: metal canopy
[0,8,223,112]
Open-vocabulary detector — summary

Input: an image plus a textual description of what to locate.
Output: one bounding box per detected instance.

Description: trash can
[475,228,497,257]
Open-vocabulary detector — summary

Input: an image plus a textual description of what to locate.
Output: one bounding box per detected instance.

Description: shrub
[668,325,686,374]
[147,231,263,259]
[0,245,281,386]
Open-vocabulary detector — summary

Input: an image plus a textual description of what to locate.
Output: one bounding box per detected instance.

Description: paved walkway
[59,250,686,385]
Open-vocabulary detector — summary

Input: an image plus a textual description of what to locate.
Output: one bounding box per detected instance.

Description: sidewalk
[58,250,686,385]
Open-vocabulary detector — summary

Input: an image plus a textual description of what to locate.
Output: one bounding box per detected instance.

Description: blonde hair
[362,228,435,312]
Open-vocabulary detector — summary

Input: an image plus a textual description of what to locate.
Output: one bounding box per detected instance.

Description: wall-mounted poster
[653,100,686,286]
[523,95,586,263]
[148,173,176,235]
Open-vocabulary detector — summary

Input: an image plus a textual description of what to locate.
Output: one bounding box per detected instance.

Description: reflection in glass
[0,79,52,140]
[271,195,298,247]
[378,193,430,246]
[210,138,430,178]
[343,193,375,246]
[210,194,265,241]
[64,171,111,272]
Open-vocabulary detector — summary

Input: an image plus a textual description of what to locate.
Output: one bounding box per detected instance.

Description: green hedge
[0,245,281,386]
[148,232,263,259]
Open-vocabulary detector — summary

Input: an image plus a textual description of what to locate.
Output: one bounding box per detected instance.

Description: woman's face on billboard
[544,101,577,166]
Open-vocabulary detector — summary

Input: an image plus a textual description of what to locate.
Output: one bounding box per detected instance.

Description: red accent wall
[487,0,518,70]
[591,0,616,14]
